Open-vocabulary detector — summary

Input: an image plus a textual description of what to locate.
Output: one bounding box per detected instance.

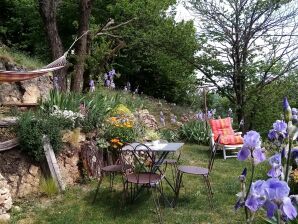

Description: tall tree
[190,0,298,128]
[96,0,199,104]
[38,0,67,91]
[70,0,93,92]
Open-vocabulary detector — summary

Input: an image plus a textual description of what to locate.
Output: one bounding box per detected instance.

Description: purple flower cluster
[237,131,266,164]
[104,69,116,89]
[195,109,216,121]
[268,120,287,141]
[245,178,297,220]
[267,154,282,178]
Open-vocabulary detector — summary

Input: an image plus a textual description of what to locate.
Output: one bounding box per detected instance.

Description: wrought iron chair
[209,117,243,159]
[173,144,217,208]
[92,147,132,203]
[123,143,166,222]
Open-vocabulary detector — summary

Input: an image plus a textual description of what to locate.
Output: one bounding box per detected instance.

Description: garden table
[121,142,184,196]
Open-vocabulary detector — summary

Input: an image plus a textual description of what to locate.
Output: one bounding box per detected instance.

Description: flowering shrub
[104,105,137,148]
[235,97,298,223]
[50,105,84,127]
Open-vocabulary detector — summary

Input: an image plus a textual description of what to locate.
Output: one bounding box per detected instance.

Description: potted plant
[145,130,161,146]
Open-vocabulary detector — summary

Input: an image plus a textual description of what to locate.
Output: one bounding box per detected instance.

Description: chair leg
[109,172,116,191]
[203,175,213,208]
[223,147,227,160]
[93,175,104,203]
[173,170,183,207]
[152,185,163,224]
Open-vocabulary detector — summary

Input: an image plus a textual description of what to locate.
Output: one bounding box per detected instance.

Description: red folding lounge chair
[209,117,243,159]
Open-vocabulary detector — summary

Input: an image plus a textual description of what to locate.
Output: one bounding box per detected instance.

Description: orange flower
[111,138,120,143]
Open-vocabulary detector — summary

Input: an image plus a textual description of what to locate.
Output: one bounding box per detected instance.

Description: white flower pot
[152,140,159,146]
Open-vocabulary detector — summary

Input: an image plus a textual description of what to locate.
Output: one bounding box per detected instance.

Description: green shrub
[40,176,59,197]
[16,111,73,162]
[40,90,84,113]
[160,129,180,142]
[179,121,210,145]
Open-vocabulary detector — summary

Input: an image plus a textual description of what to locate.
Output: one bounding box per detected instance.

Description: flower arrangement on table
[144,130,161,145]
[235,97,298,224]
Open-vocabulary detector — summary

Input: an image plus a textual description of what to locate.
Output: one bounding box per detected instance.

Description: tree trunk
[38,0,67,91]
[70,0,92,92]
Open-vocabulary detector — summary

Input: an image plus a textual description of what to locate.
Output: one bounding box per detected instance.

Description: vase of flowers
[145,130,161,146]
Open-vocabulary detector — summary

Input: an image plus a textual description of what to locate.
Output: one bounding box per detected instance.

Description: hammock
[0,53,68,82]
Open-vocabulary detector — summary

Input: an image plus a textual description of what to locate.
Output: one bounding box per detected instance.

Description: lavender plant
[235,97,298,223]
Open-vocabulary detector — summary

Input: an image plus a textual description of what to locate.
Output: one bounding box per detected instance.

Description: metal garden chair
[92,147,132,203]
[173,144,217,208]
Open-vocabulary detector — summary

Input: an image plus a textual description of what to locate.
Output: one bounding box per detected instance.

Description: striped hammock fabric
[209,117,243,145]
[0,54,67,82]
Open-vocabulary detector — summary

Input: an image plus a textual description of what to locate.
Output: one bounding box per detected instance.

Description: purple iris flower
[273,120,287,133]
[196,112,204,120]
[245,180,267,211]
[207,110,213,119]
[283,97,292,123]
[245,178,297,220]
[268,129,277,141]
[292,108,298,115]
[263,178,297,220]
[268,120,288,141]
[238,131,266,164]
[267,154,282,178]
[243,131,261,149]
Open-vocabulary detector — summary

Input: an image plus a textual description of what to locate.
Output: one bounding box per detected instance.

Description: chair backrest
[209,117,234,141]
[133,143,156,173]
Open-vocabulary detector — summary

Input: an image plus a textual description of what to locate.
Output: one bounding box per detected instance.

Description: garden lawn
[11,144,271,224]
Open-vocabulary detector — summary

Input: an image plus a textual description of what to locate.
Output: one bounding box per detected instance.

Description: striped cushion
[209,117,243,145]
[218,134,243,145]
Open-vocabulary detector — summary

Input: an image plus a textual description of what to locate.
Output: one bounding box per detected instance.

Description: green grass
[0,45,44,69]
[11,145,271,224]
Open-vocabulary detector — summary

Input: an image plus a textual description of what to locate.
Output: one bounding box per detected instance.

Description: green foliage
[0,0,49,59]
[40,90,84,113]
[159,128,179,142]
[179,121,210,145]
[0,45,44,69]
[40,176,59,197]
[245,75,298,136]
[144,130,161,141]
[16,111,73,162]
[105,0,199,104]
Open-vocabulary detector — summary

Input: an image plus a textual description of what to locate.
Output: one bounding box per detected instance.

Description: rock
[28,165,39,177]
[0,213,10,222]
[136,109,158,130]
[22,86,41,103]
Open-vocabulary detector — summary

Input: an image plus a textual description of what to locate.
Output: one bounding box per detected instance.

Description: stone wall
[0,57,53,104]
[0,173,12,222]
[0,147,81,199]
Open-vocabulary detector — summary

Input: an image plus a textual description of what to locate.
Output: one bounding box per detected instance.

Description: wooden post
[42,135,65,191]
